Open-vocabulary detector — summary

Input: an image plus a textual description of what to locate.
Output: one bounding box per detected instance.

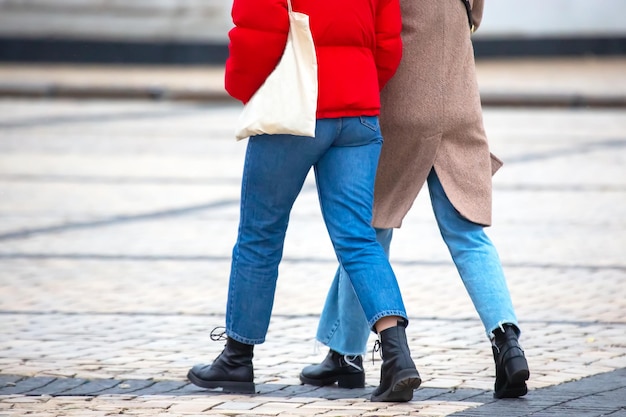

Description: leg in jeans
[189,126,335,392]
[314,117,407,328]
[428,168,528,398]
[305,167,527,397]
[227,117,408,343]
[427,168,518,338]
[316,228,392,355]
[314,168,519,345]
[196,117,420,400]
[304,117,420,400]
[227,125,336,344]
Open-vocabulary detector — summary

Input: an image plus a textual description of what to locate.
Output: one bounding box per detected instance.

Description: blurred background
[0,0,625,64]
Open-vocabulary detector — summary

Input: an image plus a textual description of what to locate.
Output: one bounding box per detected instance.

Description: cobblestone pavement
[0,99,625,416]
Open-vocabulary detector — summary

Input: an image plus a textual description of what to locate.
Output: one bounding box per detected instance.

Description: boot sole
[370,369,422,402]
[299,372,365,389]
[494,383,528,399]
[187,369,255,394]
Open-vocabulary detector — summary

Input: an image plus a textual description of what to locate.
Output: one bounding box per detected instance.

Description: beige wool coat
[372,0,502,228]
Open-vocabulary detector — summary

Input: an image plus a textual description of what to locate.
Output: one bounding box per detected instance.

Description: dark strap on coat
[460,0,476,33]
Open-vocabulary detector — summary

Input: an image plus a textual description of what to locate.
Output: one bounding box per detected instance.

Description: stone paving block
[57,378,121,396]
[0,377,55,395]
[1,396,48,404]
[117,399,177,410]
[298,399,384,414]
[315,408,373,416]
[254,383,290,396]
[594,386,626,407]
[412,387,456,401]
[416,401,484,416]
[95,378,157,394]
[167,399,218,413]
[212,400,258,411]
[23,377,88,395]
[523,409,602,417]
[128,380,189,396]
[274,413,326,417]
[0,376,21,389]
[428,388,489,402]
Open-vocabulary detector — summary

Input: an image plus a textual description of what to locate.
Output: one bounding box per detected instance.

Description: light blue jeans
[226,116,408,345]
[316,169,519,355]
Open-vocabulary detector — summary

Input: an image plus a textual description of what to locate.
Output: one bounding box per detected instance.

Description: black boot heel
[337,371,366,388]
[506,355,530,385]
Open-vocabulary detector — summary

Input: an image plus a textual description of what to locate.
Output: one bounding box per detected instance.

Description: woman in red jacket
[187,0,421,402]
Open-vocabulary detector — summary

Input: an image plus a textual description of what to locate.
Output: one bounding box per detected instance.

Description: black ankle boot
[370,322,421,402]
[299,349,365,388]
[187,337,255,393]
[492,324,529,398]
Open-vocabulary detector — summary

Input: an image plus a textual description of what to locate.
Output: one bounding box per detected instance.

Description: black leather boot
[492,324,530,398]
[299,349,365,388]
[187,337,255,393]
[370,322,422,402]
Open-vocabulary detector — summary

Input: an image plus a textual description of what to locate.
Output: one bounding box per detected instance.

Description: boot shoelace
[204,327,229,362]
[343,354,363,372]
[371,339,382,365]
[210,326,227,341]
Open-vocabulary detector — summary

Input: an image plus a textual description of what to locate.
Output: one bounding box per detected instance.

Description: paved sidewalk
[1,57,626,106]
[0,75,625,414]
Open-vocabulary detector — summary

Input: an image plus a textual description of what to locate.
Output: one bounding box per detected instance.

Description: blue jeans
[316,169,519,355]
[226,116,408,345]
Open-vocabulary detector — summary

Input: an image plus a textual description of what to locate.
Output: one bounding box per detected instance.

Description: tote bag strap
[287,0,293,14]
[460,0,476,33]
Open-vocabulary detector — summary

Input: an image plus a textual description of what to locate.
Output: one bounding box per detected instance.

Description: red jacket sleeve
[374,0,402,91]
[225,0,290,103]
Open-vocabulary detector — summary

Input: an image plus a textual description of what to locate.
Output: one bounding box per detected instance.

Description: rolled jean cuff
[226,329,264,345]
[486,319,520,340]
[368,310,409,331]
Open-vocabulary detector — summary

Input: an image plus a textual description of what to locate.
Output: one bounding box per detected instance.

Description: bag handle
[287,0,292,13]
[460,0,476,33]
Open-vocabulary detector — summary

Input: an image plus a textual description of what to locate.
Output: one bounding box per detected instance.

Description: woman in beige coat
[299,0,530,400]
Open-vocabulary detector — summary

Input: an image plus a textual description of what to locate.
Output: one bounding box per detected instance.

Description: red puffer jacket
[225,0,402,119]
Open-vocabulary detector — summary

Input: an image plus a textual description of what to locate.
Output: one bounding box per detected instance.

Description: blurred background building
[0,0,625,64]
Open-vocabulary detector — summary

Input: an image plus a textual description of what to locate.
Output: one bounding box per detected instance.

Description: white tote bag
[234,0,318,140]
